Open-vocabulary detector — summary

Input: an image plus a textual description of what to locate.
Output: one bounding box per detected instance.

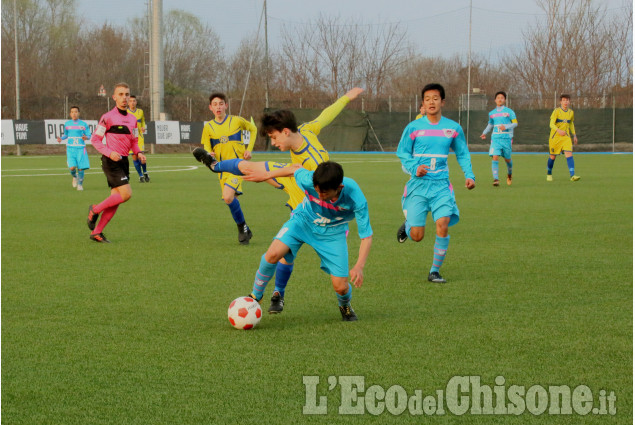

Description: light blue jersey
[292,168,373,239]
[482,106,517,140]
[61,120,91,147]
[397,116,475,182]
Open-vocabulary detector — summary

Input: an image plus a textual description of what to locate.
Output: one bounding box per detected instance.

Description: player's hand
[242,168,269,182]
[82,135,88,140]
[557,129,566,136]
[243,150,252,160]
[498,124,506,132]
[138,153,146,163]
[573,136,578,145]
[109,151,122,161]
[345,87,364,101]
[349,266,364,288]
[416,164,429,177]
[480,134,486,140]
[465,179,475,190]
[56,137,61,143]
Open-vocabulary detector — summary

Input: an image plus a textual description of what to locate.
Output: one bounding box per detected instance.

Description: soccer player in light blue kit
[480,91,518,186]
[396,83,475,284]
[56,105,91,191]
[246,161,373,321]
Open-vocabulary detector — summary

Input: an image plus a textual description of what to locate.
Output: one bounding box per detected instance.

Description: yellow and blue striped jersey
[549,107,576,139]
[128,108,146,142]
[201,115,257,161]
[290,96,352,169]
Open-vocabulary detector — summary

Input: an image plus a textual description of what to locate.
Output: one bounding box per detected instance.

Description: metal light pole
[14,0,22,155]
[466,0,472,146]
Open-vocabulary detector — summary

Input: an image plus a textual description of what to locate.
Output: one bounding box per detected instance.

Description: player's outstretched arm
[345,87,364,101]
[242,163,301,182]
[350,236,372,288]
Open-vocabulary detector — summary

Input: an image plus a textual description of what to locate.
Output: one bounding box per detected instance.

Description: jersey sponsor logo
[220,135,229,143]
[443,129,455,138]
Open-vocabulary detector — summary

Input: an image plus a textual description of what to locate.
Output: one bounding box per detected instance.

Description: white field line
[3,165,198,177]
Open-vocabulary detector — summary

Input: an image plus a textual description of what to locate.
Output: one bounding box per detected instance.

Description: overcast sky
[78,0,630,59]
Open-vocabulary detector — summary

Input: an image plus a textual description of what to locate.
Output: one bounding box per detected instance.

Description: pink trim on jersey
[490,112,510,118]
[306,193,340,211]
[90,107,139,157]
[410,129,458,140]
[66,125,87,130]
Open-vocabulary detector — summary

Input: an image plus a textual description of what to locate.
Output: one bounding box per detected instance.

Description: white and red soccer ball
[227,296,262,330]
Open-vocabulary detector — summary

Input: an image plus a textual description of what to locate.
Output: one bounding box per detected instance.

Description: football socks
[77,169,85,186]
[491,160,499,180]
[252,254,277,301]
[336,283,352,307]
[506,159,513,176]
[93,205,119,235]
[133,159,143,177]
[547,157,555,175]
[273,262,294,298]
[94,192,124,214]
[227,198,245,225]
[566,156,575,177]
[215,158,244,175]
[430,235,450,274]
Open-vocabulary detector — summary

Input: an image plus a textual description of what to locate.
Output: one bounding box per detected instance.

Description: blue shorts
[274,214,349,278]
[489,138,512,159]
[67,146,90,170]
[401,179,459,227]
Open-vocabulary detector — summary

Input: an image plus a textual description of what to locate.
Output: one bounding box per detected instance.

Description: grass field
[2,152,632,424]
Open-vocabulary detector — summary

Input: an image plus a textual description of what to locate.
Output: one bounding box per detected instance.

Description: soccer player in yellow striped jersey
[546,94,580,182]
[415,101,425,120]
[250,87,364,313]
[201,92,258,244]
[128,95,150,182]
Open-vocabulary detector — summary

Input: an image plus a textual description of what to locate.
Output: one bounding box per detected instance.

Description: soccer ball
[227,296,262,330]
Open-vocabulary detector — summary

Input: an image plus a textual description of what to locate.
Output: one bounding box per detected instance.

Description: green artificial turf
[2,152,632,424]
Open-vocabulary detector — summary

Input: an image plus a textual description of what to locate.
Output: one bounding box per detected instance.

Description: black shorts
[101,155,130,188]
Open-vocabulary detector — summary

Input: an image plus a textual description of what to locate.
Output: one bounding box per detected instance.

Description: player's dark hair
[560,93,571,100]
[313,161,344,192]
[209,92,227,104]
[495,91,507,99]
[130,95,136,99]
[260,110,298,136]
[422,83,445,100]
[70,106,80,112]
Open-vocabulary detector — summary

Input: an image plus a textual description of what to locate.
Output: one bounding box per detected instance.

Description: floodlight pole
[14,0,21,155]
[150,0,164,122]
[264,0,269,109]
[466,0,472,146]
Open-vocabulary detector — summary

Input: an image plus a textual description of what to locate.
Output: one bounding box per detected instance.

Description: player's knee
[332,278,349,294]
[410,227,425,242]
[222,195,234,204]
[264,250,282,264]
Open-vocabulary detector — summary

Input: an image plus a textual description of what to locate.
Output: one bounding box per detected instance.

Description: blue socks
[566,156,575,176]
[547,158,555,175]
[227,198,245,225]
[133,159,143,177]
[274,262,294,297]
[70,169,77,178]
[251,254,277,301]
[506,159,513,176]
[430,235,450,274]
[492,160,499,180]
[216,158,244,175]
[336,283,352,307]
[141,161,147,173]
[78,169,85,186]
